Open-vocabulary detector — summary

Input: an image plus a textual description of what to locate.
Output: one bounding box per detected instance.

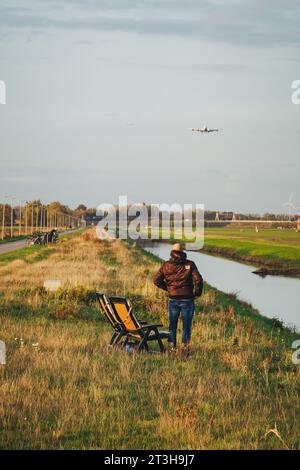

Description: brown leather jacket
[153,250,203,299]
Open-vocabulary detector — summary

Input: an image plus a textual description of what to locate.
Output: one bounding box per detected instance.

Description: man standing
[153,243,203,353]
[48,227,58,243]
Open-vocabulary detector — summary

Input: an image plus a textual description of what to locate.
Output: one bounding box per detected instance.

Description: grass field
[0,230,299,449]
[202,228,300,271]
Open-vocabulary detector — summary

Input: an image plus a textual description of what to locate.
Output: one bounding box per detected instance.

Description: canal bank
[141,241,300,333]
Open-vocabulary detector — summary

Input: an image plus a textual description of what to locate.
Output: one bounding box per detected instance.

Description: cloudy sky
[0,0,300,212]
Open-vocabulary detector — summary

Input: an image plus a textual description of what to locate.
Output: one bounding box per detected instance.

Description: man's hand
[194,286,203,297]
[153,265,168,291]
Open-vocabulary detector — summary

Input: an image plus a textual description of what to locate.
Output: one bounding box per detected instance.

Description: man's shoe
[180,344,191,359]
[168,345,177,354]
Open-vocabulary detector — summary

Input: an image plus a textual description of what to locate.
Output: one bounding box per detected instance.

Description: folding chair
[96,292,126,346]
[108,295,170,352]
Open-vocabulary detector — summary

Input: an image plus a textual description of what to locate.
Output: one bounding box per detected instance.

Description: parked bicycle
[27,229,59,246]
[27,232,45,246]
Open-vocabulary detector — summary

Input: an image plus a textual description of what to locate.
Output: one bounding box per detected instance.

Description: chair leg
[157,336,165,353]
[153,327,165,352]
[110,332,118,345]
[137,328,151,352]
[114,331,126,345]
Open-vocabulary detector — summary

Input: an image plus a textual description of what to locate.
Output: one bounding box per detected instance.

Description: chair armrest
[125,324,163,334]
[141,323,163,329]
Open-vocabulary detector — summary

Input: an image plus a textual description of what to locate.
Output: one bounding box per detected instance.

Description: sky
[0,0,300,213]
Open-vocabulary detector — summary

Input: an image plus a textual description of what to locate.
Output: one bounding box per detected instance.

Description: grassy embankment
[153,227,300,275]
[0,229,299,449]
[202,228,300,274]
[147,227,300,274]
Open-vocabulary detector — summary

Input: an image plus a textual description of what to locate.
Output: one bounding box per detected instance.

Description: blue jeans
[168,298,195,346]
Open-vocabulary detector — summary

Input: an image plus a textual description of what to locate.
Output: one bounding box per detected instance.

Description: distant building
[220,212,234,220]
[84,215,103,226]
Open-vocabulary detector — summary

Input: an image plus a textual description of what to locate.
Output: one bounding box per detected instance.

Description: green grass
[0,228,84,265]
[0,235,27,244]
[149,227,300,270]
[0,230,299,449]
[202,228,300,269]
[0,244,52,264]
[142,226,300,269]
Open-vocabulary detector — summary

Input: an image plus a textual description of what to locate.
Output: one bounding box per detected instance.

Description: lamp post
[31,204,34,234]
[9,196,16,238]
[11,200,13,238]
[20,200,28,236]
[36,204,39,232]
[25,202,28,235]
[30,203,39,234]
[1,202,5,240]
[1,195,12,239]
[19,200,23,236]
[1,197,7,240]
[40,204,42,231]
[43,206,46,231]
[19,202,22,236]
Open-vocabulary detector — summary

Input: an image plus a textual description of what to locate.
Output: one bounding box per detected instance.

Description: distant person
[42,232,48,245]
[154,243,203,354]
[48,228,58,243]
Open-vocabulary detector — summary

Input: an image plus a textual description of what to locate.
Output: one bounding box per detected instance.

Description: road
[0,239,28,255]
[0,229,80,256]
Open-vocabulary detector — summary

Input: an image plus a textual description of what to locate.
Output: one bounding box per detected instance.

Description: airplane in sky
[189,126,219,133]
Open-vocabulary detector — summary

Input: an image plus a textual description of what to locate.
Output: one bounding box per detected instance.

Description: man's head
[170,242,186,263]
[172,242,184,252]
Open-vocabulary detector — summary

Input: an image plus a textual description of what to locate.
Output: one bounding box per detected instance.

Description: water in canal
[143,242,300,332]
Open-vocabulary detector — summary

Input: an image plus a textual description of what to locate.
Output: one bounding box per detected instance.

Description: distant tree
[76,204,87,212]
[73,204,88,218]
[85,208,96,218]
